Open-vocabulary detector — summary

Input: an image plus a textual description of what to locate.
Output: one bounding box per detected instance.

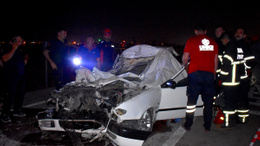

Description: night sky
[1,1,260,45]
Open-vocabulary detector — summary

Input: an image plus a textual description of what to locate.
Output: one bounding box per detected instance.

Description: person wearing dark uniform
[182,24,219,131]
[234,28,255,124]
[77,37,100,70]
[43,29,71,90]
[220,28,254,128]
[98,28,116,71]
[220,33,243,128]
[0,36,28,123]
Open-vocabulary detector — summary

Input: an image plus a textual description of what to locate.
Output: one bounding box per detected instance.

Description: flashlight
[73,56,81,66]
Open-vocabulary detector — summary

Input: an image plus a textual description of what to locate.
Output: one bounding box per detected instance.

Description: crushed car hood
[53,45,187,113]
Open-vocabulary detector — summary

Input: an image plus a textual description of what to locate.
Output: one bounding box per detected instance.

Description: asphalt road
[0,87,259,146]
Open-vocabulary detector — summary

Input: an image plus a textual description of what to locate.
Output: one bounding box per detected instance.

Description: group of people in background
[43,28,117,90]
[182,24,256,132]
[0,28,117,123]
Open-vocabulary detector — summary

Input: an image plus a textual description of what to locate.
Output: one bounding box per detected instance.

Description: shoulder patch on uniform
[237,48,244,59]
[237,48,243,53]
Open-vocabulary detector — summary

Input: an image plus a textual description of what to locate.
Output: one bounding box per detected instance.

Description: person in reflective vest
[235,28,255,124]
[220,29,255,128]
[220,33,243,128]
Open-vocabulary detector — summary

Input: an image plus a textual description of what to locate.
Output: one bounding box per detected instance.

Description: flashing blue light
[73,57,81,65]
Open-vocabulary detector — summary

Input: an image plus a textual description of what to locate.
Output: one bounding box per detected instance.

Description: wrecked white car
[37,45,203,146]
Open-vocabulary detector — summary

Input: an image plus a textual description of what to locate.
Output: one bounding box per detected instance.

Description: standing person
[234,28,254,124]
[0,36,28,123]
[43,29,70,90]
[220,28,254,128]
[220,33,241,128]
[98,28,116,71]
[77,37,101,70]
[182,24,218,131]
[215,25,226,74]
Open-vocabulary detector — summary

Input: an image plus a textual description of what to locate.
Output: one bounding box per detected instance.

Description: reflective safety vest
[240,56,255,79]
[220,54,245,86]
[216,51,225,74]
[220,41,254,86]
[236,39,255,80]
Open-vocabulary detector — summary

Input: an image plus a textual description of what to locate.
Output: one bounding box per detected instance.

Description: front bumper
[37,111,105,134]
[37,111,152,146]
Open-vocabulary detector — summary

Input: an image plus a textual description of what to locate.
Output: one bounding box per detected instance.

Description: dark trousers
[53,67,64,90]
[238,79,250,109]
[184,71,215,130]
[222,79,250,126]
[2,74,25,116]
[53,64,73,90]
[222,85,239,127]
[237,79,250,123]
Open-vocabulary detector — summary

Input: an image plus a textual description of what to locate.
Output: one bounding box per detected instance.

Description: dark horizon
[1,1,260,45]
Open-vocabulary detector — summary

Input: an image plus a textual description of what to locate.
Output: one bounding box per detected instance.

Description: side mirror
[161,79,176,89]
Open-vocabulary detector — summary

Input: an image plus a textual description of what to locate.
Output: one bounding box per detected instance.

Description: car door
[156,86,204,120]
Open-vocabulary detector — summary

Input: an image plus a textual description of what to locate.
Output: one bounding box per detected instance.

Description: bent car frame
[37,45,203,146]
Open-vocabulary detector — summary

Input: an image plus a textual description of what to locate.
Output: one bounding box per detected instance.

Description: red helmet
[104,28,112,36]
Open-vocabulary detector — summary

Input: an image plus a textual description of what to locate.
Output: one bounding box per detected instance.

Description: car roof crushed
[74,45,187,88]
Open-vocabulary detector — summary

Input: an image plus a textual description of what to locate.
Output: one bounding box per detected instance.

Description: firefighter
[220,33,241,128]
[220,29,254,128]
[182,24,218,131]
[234,28,255,124]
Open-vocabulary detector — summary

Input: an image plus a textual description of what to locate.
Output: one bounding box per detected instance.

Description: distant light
[72,41,76,45]
[98,39,101,42]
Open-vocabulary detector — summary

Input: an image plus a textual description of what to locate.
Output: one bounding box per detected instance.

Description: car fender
[114,86,161,122]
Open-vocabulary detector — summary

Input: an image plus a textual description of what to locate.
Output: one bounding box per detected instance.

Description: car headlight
[115,108,127,116]
[38,120,55,127]
[120,110,153,131]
